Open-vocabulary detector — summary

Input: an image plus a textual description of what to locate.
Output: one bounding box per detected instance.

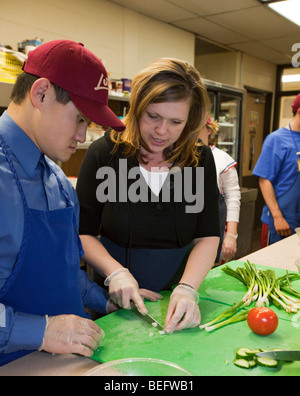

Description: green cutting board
[92,261,300,376]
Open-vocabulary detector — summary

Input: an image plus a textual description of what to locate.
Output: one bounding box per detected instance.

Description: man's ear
[30,78,52,109]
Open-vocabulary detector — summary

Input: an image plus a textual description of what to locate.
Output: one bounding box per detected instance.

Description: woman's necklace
[289,123,300,172]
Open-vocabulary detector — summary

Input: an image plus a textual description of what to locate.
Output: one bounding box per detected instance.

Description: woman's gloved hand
[104,268,148,314]
[139,289,163,302]
[164,284,200,334]
[221,232,237,262]
[39,315,105,357]
[106,287,163,314]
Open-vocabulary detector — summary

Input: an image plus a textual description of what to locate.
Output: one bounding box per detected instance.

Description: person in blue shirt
[253,93,300,246]
[0,40,125,366]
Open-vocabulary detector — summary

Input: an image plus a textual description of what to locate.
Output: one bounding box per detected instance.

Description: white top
[139,165,169,197]
[139,149,241,222]
[211,145,241,222]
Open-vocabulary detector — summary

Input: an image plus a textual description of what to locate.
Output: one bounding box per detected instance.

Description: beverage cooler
[203,79,245,177]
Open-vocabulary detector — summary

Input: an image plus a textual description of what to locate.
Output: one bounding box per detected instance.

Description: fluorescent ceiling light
[282,74,300,83]
[268,0,300,27]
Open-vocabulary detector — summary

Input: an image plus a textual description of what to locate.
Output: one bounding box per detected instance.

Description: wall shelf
[0,81,130,107]
[218,141,236,145]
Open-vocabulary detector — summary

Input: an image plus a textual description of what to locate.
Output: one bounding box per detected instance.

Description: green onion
[203,309,249,332]
[199,301,246,331]
[199,261,300,332]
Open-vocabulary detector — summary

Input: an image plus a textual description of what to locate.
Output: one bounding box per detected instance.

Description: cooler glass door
[217,94,241,161]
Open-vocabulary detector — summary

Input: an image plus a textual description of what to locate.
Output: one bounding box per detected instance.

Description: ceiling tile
[230,41,291,63]
[109,0,195,22]
[261,36,299,56]
[168,0,257,16]
[207,5,300,41]
[174,17,249,44]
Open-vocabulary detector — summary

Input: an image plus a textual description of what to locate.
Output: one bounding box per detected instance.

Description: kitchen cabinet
[235,187,258,258]
[108,94,130,119]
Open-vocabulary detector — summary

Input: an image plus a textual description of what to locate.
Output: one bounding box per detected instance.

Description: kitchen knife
[256,350,300,361]
[130,304,165,332]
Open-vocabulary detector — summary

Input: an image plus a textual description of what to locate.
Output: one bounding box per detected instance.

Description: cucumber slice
[245,349,261,357]
[256,357,278,368]
[234,359,250,369]
[236,347,254,360]
[248,359,257,368]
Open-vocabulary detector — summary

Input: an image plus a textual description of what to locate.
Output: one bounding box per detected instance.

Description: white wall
[196,51,242,87]
[196,51,276,93]
[0,0,195,79]
[242,54,277,93]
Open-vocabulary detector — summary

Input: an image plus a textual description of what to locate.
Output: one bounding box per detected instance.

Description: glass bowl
[85,358,193,376]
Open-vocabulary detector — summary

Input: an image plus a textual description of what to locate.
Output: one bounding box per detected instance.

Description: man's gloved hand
[40,315,104,357]
[164,284,200,334]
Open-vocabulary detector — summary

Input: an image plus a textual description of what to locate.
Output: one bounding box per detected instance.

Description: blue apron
[100,236,191,292]
[0,135,88,366]
[266,171,300,245]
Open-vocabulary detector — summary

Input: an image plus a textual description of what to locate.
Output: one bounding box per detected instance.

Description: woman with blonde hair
[76,58,220,333]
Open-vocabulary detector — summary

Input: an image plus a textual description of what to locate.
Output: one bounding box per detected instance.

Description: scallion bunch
[199,261,300,332]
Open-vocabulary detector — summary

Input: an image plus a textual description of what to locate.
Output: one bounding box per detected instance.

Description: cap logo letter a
[94,73,109,91]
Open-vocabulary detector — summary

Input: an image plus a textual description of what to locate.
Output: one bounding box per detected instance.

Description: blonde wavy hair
[111,58,211,168]
[206,119,220,146]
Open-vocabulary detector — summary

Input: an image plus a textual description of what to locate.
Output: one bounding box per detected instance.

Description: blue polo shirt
[253,127,300,224]
[0,111,107,357]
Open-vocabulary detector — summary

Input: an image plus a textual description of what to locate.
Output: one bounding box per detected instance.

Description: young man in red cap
[253,93,300,246]
[0,40,125,365]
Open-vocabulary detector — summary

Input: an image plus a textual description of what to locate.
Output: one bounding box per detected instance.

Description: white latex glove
[104,268,147,314]
[164,284,200,334]
[39,315,104,357]
[139,289,163,302]
[221,233,237,262]
[105,288,163,314]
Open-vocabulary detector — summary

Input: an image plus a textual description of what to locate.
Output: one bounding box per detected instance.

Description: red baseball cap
[22,40,125,131]
[292,93,300,113]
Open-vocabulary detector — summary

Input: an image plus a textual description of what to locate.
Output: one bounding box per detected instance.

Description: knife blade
[256,350,300,361]
[130,304,165,332]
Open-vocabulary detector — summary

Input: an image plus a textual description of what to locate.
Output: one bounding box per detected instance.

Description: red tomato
[247,307,278,335]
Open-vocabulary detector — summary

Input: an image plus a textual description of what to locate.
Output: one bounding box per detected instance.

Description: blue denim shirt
[0,111,107,355]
